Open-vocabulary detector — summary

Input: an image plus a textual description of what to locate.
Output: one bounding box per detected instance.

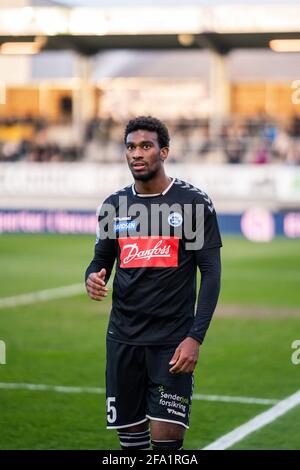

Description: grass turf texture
[0,234,299,449]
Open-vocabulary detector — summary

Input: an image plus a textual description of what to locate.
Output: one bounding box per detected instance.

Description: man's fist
[86,269,108,301]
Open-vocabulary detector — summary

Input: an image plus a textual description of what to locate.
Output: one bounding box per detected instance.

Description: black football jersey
[86,178,222,345]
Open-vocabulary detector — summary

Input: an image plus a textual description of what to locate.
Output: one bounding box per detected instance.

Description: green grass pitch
[0,234,299,450]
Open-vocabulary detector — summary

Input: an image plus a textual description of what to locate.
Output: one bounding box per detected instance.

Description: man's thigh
[145,344,194,430]
[106,340,148,429]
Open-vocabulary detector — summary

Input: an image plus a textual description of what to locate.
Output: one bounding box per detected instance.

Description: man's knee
[150,421,185,450]
[117,422,150,450]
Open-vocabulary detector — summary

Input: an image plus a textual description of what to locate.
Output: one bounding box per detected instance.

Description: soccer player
[85,116,222,451]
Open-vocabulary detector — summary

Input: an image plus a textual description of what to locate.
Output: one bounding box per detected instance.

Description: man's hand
[86,269,108,301]
[169,337,200,374]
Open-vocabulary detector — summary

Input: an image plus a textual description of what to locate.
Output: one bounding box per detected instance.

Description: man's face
[125,129,168,182]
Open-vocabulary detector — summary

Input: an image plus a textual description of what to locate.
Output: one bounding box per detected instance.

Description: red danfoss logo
[118,237,179,268]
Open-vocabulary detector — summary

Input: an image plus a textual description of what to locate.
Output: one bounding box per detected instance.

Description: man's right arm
[85,224,116,301]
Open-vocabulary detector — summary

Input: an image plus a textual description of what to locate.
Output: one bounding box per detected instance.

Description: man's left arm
[169,247,221,374]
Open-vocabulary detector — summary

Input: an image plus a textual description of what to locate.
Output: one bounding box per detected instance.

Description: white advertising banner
[168,164,300,203]
[0,163,300,210]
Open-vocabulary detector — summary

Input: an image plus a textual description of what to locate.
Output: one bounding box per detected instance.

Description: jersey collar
[131,177,175,197]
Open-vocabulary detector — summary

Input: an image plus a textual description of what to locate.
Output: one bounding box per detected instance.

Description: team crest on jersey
[118,236,179,268]
[168,212,183,228]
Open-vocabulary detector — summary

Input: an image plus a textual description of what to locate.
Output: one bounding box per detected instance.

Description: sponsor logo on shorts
[118,236,179,268]
[158,389,189,418]
[167,408,186,418]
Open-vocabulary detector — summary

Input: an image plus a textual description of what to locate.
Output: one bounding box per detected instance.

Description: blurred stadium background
[0,0,299,451]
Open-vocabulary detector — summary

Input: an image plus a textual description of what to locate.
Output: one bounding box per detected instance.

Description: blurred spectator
[252,144,270,164]
[289,115,300,138]
[223,137,246,164]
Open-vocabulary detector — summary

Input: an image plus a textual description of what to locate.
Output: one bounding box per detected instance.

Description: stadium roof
[53,0,300,6]
[1,2,300,55]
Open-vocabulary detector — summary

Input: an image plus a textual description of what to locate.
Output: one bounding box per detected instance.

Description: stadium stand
[1,115,299,165]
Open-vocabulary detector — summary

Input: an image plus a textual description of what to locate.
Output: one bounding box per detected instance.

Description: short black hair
[124,116,170,149]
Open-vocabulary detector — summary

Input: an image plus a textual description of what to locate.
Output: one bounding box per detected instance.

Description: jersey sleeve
[193,191,222,250]
[85,197,117,284]
[188,247,221,344]
[187,191,222,343]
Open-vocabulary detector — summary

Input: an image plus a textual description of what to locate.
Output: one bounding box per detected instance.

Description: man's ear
[160,147,169,161]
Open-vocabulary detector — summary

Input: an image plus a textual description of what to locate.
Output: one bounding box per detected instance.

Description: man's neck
[134,174,172,195]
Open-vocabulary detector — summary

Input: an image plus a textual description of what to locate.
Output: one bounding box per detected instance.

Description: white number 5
[107,397,117,423]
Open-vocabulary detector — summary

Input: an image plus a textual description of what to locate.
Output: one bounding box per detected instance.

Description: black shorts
[106,339,194,430]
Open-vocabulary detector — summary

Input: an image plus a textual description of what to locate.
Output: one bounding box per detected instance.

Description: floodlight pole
[73,54,96,139]
[209,50,230,139]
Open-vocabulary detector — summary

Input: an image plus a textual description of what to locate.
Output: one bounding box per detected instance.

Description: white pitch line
[202,389,300,450]
[0,382,105,394]
[0,284,86,309]
[0,382,278,406]
[193,393,278,406]
[0,279,114,309]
